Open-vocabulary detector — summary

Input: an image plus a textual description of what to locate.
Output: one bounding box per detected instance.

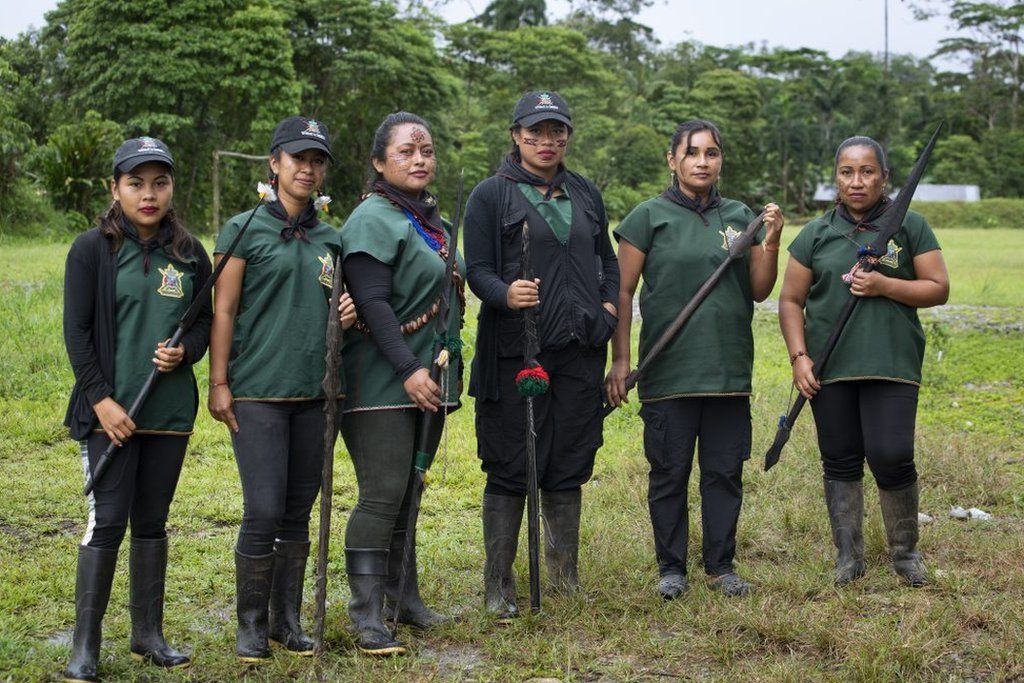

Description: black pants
[341,409,443,550]
[232,400,329,556]
[79,432,188,550]
[640,396,751,577]
[475,344,605,496]
[810,380,919,490]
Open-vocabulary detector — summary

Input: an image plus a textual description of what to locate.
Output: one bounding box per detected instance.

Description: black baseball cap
[112,137,174,175]
[270,116,334,160]
[511,91,572,130]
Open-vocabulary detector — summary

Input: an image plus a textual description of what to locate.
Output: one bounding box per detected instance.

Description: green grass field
[0,229,1022,681]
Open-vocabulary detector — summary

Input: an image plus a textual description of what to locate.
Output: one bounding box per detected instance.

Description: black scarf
[372,179,444,232]
[660,182,722,215]
[266,198,319,242]
[121,215,173,275]
[496,153,567,200]
[836,195,889,233]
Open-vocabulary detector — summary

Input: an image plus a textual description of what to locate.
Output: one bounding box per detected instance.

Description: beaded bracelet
[789,350,807,365]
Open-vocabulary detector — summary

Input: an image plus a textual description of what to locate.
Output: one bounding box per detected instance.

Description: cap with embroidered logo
[270,116,334,160]
[511,91,572,130]
[112,137,174,175]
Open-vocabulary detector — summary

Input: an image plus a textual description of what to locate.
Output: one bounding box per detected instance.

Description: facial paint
[410,127,427,144]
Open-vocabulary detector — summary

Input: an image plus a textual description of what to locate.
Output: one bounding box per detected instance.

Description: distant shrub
[912,199,1024,229]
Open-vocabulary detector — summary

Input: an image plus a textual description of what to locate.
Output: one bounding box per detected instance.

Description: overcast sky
[1,0,963,68]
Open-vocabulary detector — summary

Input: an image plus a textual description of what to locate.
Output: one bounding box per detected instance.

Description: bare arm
[778,255,820,399]
[604,240,645,406]
[207,255,245,432]
[748,203,784,302]
[849,249,949,307]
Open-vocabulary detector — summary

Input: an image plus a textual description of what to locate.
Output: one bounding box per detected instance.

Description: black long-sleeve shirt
[464,172,619,400]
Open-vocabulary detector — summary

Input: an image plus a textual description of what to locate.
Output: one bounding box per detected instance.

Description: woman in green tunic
[606,120,784,599]
[779,136,949,587]
[339,112,463,655]
[63,137,210,682]
[208,116,356,661]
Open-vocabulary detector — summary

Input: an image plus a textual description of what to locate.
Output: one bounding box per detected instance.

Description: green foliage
[25,111,122,218]
[911,198,1024,229]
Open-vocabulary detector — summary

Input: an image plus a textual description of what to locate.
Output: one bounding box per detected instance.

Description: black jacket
[464,172,619,401]
[63,228,213,440]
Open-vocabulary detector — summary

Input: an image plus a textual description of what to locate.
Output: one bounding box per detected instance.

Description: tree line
[1,0,1021,233]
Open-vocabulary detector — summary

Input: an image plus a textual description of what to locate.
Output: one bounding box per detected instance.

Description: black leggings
[80,432,188,550]
[809,380,919,490]
[232,400,328,556]
[341,409,443,551]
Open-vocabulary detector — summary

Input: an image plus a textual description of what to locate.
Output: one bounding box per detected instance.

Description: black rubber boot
[346,548,407,656]
[482,493,524,621]
[824,480,866,586]
[383,527,450,630]
[879,481,928,587]
[235,550,274,663]
[268,540,315,655]
[63,545,118,683]
[128,537,190,669]
[541,489,581,593]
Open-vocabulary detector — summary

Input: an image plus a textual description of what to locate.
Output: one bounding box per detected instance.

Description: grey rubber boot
[383,527,450,630]
[268,540,314,655]
[541,488,581,593]
[879,481,928,587]
[823,480,866,585]
[234,550,274,662]
[128,537,190,669]
[482,493,525,621]
[63,545,118,683]
[346,548,407,656]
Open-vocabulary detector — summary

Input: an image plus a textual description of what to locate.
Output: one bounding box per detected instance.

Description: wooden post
[211,150,269,232]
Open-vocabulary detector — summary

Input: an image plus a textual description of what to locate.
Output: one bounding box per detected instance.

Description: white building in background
[813,183,981,203]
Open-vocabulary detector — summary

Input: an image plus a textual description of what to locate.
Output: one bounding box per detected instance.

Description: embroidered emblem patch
[719,226,741,251]
[535,92,558,109]
[138,136,161,151]
[878,239,902,268]
[318,254,334,287]
[302,120,326,140]
[157,264,185,298]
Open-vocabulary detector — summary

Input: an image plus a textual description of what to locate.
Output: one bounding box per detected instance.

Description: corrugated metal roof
[814,183,981,202]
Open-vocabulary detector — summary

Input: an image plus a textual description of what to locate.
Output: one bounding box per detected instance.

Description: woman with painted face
[779,136,948,587]
[606,120,784,599]
[62,137,211,681]
[464,91,619,619]
[208,116,356,661]
[339,112,463,655]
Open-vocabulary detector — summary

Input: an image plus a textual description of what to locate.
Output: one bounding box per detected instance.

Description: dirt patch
[418,643,484,676]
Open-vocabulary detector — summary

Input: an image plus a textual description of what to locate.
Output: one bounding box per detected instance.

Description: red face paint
[522,138,539,146]
[410,127,427,144]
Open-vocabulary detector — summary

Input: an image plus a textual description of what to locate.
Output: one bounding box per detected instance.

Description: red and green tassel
[515,361,550,397]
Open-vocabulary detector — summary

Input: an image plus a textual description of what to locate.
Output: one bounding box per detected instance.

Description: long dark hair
[834,135,890,177]
[669,119,723,158]
[365,111,432,192]
[99,169,193,260]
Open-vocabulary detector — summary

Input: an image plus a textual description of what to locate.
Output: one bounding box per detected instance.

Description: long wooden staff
[763,122,944,471]
[390,172,465,632]
[83,184,275,496]
[603,209,766,416]
[515,221,545,613]
[313,254,344,652]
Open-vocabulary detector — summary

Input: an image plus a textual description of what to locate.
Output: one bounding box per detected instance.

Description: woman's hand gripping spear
[763,122,943,472]
[312,253,345,652]
[603,210,766,416]
[390,172,465,633]
[83,183,276,496]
